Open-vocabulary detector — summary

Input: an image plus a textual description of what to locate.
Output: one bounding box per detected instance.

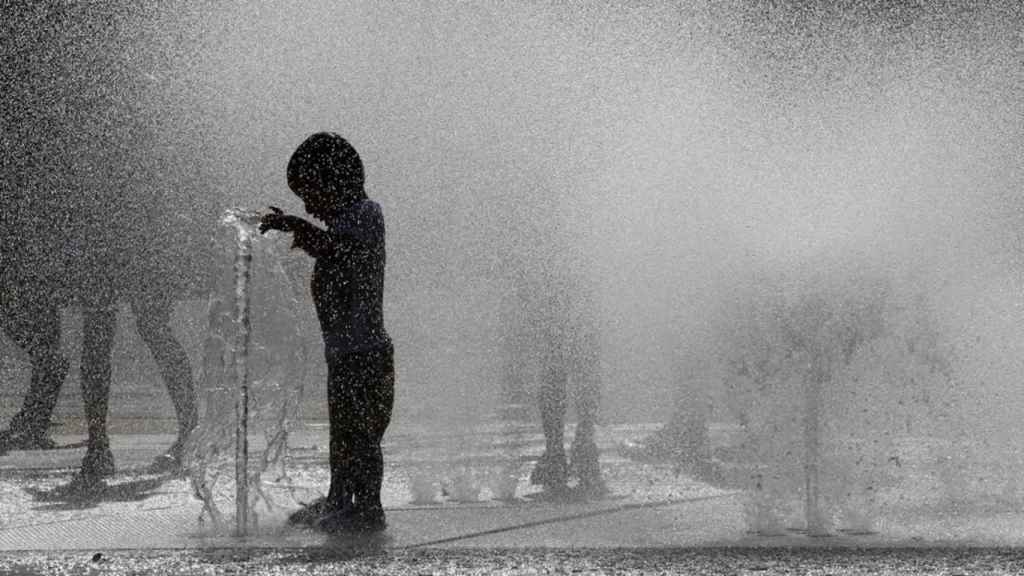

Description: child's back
[310,198,389,355]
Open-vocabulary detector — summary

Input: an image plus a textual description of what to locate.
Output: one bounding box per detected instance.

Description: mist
[4,1,1023,439]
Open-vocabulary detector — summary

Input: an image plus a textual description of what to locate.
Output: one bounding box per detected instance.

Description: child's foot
[530,451,568,491]
[287,497,329,526]
[317,507,386,534]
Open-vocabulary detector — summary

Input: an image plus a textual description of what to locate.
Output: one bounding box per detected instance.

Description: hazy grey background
[1,1,1022,434]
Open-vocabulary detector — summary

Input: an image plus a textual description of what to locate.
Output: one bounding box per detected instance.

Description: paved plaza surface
[0,424,744,551]
[4,361,1024,572]
[0,422,1024,573]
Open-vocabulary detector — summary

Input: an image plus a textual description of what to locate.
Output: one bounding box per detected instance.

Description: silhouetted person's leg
[532,359,568,490]
[317,345,394,532]
[352,346,393,526]
[570,368,604,493]
[0,301,68,451]
[79,305,117,478]
[325,353,356,515]
[132,297,197,472]
[287,348,360,527]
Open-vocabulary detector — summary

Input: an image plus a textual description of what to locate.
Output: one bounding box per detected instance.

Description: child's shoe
[350,507,387,533]
[287,497,333,526]
[317,507,386,534]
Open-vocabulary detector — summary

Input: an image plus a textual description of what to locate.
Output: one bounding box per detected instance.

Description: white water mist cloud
[12,1,1019,427]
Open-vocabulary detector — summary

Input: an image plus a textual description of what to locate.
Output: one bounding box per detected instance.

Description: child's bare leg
[353,349,393,516]
[319,347,393,532]
[325,357,356,512]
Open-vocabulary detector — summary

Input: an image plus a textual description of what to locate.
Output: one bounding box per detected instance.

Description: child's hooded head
[287,132,366,218]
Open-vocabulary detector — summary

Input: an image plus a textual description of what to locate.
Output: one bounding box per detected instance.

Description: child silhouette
[260,133,393,533]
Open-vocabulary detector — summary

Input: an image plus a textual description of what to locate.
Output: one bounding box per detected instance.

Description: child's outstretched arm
[259,206,380,259]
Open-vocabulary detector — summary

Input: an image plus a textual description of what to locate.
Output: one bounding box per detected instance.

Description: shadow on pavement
[25,474,177,511]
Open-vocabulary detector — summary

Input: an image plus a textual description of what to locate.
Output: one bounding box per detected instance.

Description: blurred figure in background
[1,2,213,487]
[530,283,605,496]
[56,108,208,485]
[1,117,206,485]
[506,264,605,497]
[0,294,70,453]
[492,176,606,497]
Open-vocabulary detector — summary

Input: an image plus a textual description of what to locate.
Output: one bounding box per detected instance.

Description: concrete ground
[5,548,1024,575]
[1,423,1024,574]
[4,354,1024,573]
[0,425,745,551]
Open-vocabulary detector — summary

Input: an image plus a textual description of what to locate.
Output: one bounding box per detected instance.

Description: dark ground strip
[3,548,1024,575]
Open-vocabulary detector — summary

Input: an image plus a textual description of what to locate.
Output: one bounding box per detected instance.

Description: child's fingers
[259,215,281,234]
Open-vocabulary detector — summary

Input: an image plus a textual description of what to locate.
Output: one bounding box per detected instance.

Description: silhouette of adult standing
[518,271,605,495]
[2,111,204,482]
[52,97,205,483]
[1,3,210,483]
[492,186,605,496]
[0,5,75,449]
[0,279,69,452]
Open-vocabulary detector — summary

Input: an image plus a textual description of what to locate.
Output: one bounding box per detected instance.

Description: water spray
[221,208,260,536]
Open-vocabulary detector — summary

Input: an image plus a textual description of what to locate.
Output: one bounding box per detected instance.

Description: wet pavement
[0,425,742,551]
[2,424,1024,573]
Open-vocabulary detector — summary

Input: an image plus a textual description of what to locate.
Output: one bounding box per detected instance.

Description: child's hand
[259,206,306,234]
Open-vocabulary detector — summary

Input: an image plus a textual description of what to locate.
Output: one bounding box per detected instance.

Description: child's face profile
[289,177,332,221]
[302,196,331,221]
